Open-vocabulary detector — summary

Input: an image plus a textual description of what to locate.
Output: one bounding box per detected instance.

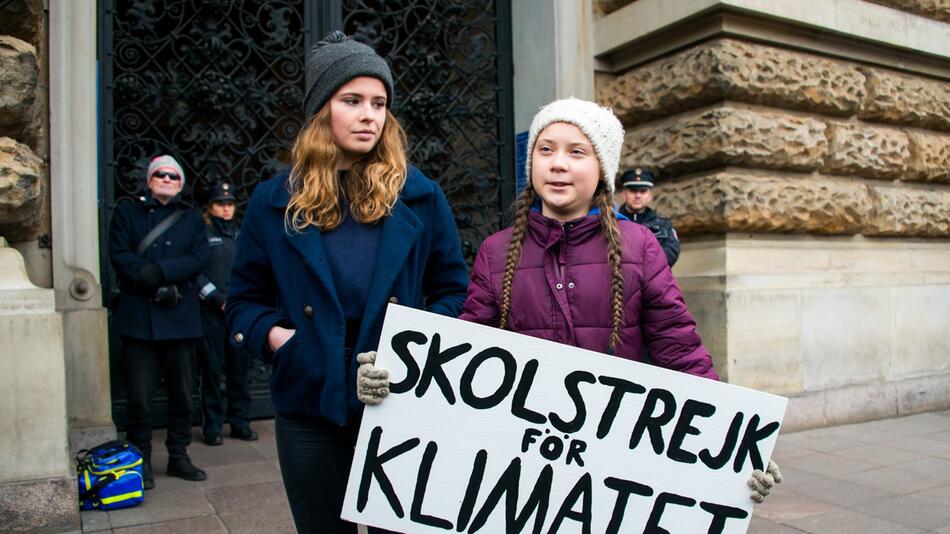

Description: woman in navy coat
[226,32,468,534]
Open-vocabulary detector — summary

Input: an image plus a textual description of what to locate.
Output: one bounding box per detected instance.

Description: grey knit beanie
[146,154,186,187]
[304,31,394,118]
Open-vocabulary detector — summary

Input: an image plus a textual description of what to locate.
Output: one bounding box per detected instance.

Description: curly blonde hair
[285,105,408,232]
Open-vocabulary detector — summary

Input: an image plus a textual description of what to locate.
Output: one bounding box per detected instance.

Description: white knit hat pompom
[524,97,625,194]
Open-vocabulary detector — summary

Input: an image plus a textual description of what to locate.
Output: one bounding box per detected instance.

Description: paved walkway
[79,410,950,533]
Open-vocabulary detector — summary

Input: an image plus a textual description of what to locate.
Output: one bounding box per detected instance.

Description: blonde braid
[499,187,535,330]
[595,187,625,350]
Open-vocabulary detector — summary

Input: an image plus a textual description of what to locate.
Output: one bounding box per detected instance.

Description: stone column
[512,0,595,132]
[49,0,115,450]
[595,0,950,430]
[0,238,78,531]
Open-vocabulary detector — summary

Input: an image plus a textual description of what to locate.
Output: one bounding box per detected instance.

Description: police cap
[620,167,655,189]
[206,182,237,204]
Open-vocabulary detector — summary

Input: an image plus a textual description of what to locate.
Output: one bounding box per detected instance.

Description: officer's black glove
[135,263,164,292]
[153,284,181,308]
[207,290,226,311]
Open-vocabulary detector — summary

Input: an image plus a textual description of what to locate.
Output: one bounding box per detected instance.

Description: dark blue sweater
[322,187,383,347]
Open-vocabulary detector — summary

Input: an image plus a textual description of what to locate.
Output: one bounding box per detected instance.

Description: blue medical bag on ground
[76,440,145,511]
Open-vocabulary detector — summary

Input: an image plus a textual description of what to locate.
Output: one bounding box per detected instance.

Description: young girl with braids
[460,97,718,374]
[356,97,782,503]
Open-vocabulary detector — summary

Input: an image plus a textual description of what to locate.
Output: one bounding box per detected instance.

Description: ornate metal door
[99,0,514,427]
[99,0,310,427]
[340,0,516,260]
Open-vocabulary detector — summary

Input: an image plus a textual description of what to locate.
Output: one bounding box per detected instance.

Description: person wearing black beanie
[303,31,395,118]
[226,32,468,533]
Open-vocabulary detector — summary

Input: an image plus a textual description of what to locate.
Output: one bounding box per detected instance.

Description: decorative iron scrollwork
[107,0,304,209]
[343,0,511,262]
[100,0,513,427]
[103,0,307,426]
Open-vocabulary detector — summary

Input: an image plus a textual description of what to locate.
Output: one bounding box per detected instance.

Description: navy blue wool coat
[109,194,210,341]
[226,167,469,424]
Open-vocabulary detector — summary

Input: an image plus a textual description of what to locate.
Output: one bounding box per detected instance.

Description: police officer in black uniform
[618,167,681,267]
[196,181,258,446]
[108,155,209,489]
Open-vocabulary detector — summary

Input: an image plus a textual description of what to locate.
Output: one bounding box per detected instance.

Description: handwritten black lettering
[644,492,696,534]
[546,473,593,534]
[511,359,547,424]
[416,333,471,405]
[459,347,517,410]
[630,389,676,454]
[468,459,553,534]
[603,476,654,534]
[389,330,427,394]
[667,399,716,464]
[357,426,420,517]
[550,371,596,434]
[733,414,780,473]
[595,376,647,439]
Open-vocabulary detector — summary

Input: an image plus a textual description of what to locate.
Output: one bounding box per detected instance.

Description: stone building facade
[0,1,45,244]
[591,0,950,429]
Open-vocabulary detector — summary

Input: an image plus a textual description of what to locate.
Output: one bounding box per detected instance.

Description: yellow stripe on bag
[100,490,143,504]
[91,458,142,475]
[84,470,91,489]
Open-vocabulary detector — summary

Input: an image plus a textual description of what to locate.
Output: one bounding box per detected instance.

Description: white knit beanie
[525,97,624,194]
[146,155,186,187]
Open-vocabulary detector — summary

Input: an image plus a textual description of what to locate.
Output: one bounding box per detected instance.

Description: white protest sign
[343,305,787,533]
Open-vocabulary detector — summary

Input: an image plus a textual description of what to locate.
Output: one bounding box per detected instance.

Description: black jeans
[275,413,399,534]
[122,337,196,460]
[199,310,252,436]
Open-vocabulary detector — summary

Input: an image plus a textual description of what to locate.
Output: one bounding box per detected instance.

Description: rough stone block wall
[598,37,950,238]
[863,0,950,23]
[0,0,47,242]
[596,0,950,22]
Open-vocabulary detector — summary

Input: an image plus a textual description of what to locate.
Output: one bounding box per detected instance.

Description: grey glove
[748,459,783,503]
[357,351,390,405]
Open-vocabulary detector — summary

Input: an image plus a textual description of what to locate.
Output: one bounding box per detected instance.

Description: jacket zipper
[556,223,567,283]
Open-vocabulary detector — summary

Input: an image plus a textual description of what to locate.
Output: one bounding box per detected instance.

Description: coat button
[165,240,171,246]
[304,305,313,317]
[556,283,563,290]
[568,282,575,289]
[233,332,244,344]
[389,296,398,304]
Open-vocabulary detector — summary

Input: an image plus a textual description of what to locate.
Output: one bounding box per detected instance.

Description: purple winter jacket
[459,209,718,380]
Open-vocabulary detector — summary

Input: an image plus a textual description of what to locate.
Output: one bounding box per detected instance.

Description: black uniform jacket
[619,205,681,267]
[196,216,238,312]
[109,193,210,340]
